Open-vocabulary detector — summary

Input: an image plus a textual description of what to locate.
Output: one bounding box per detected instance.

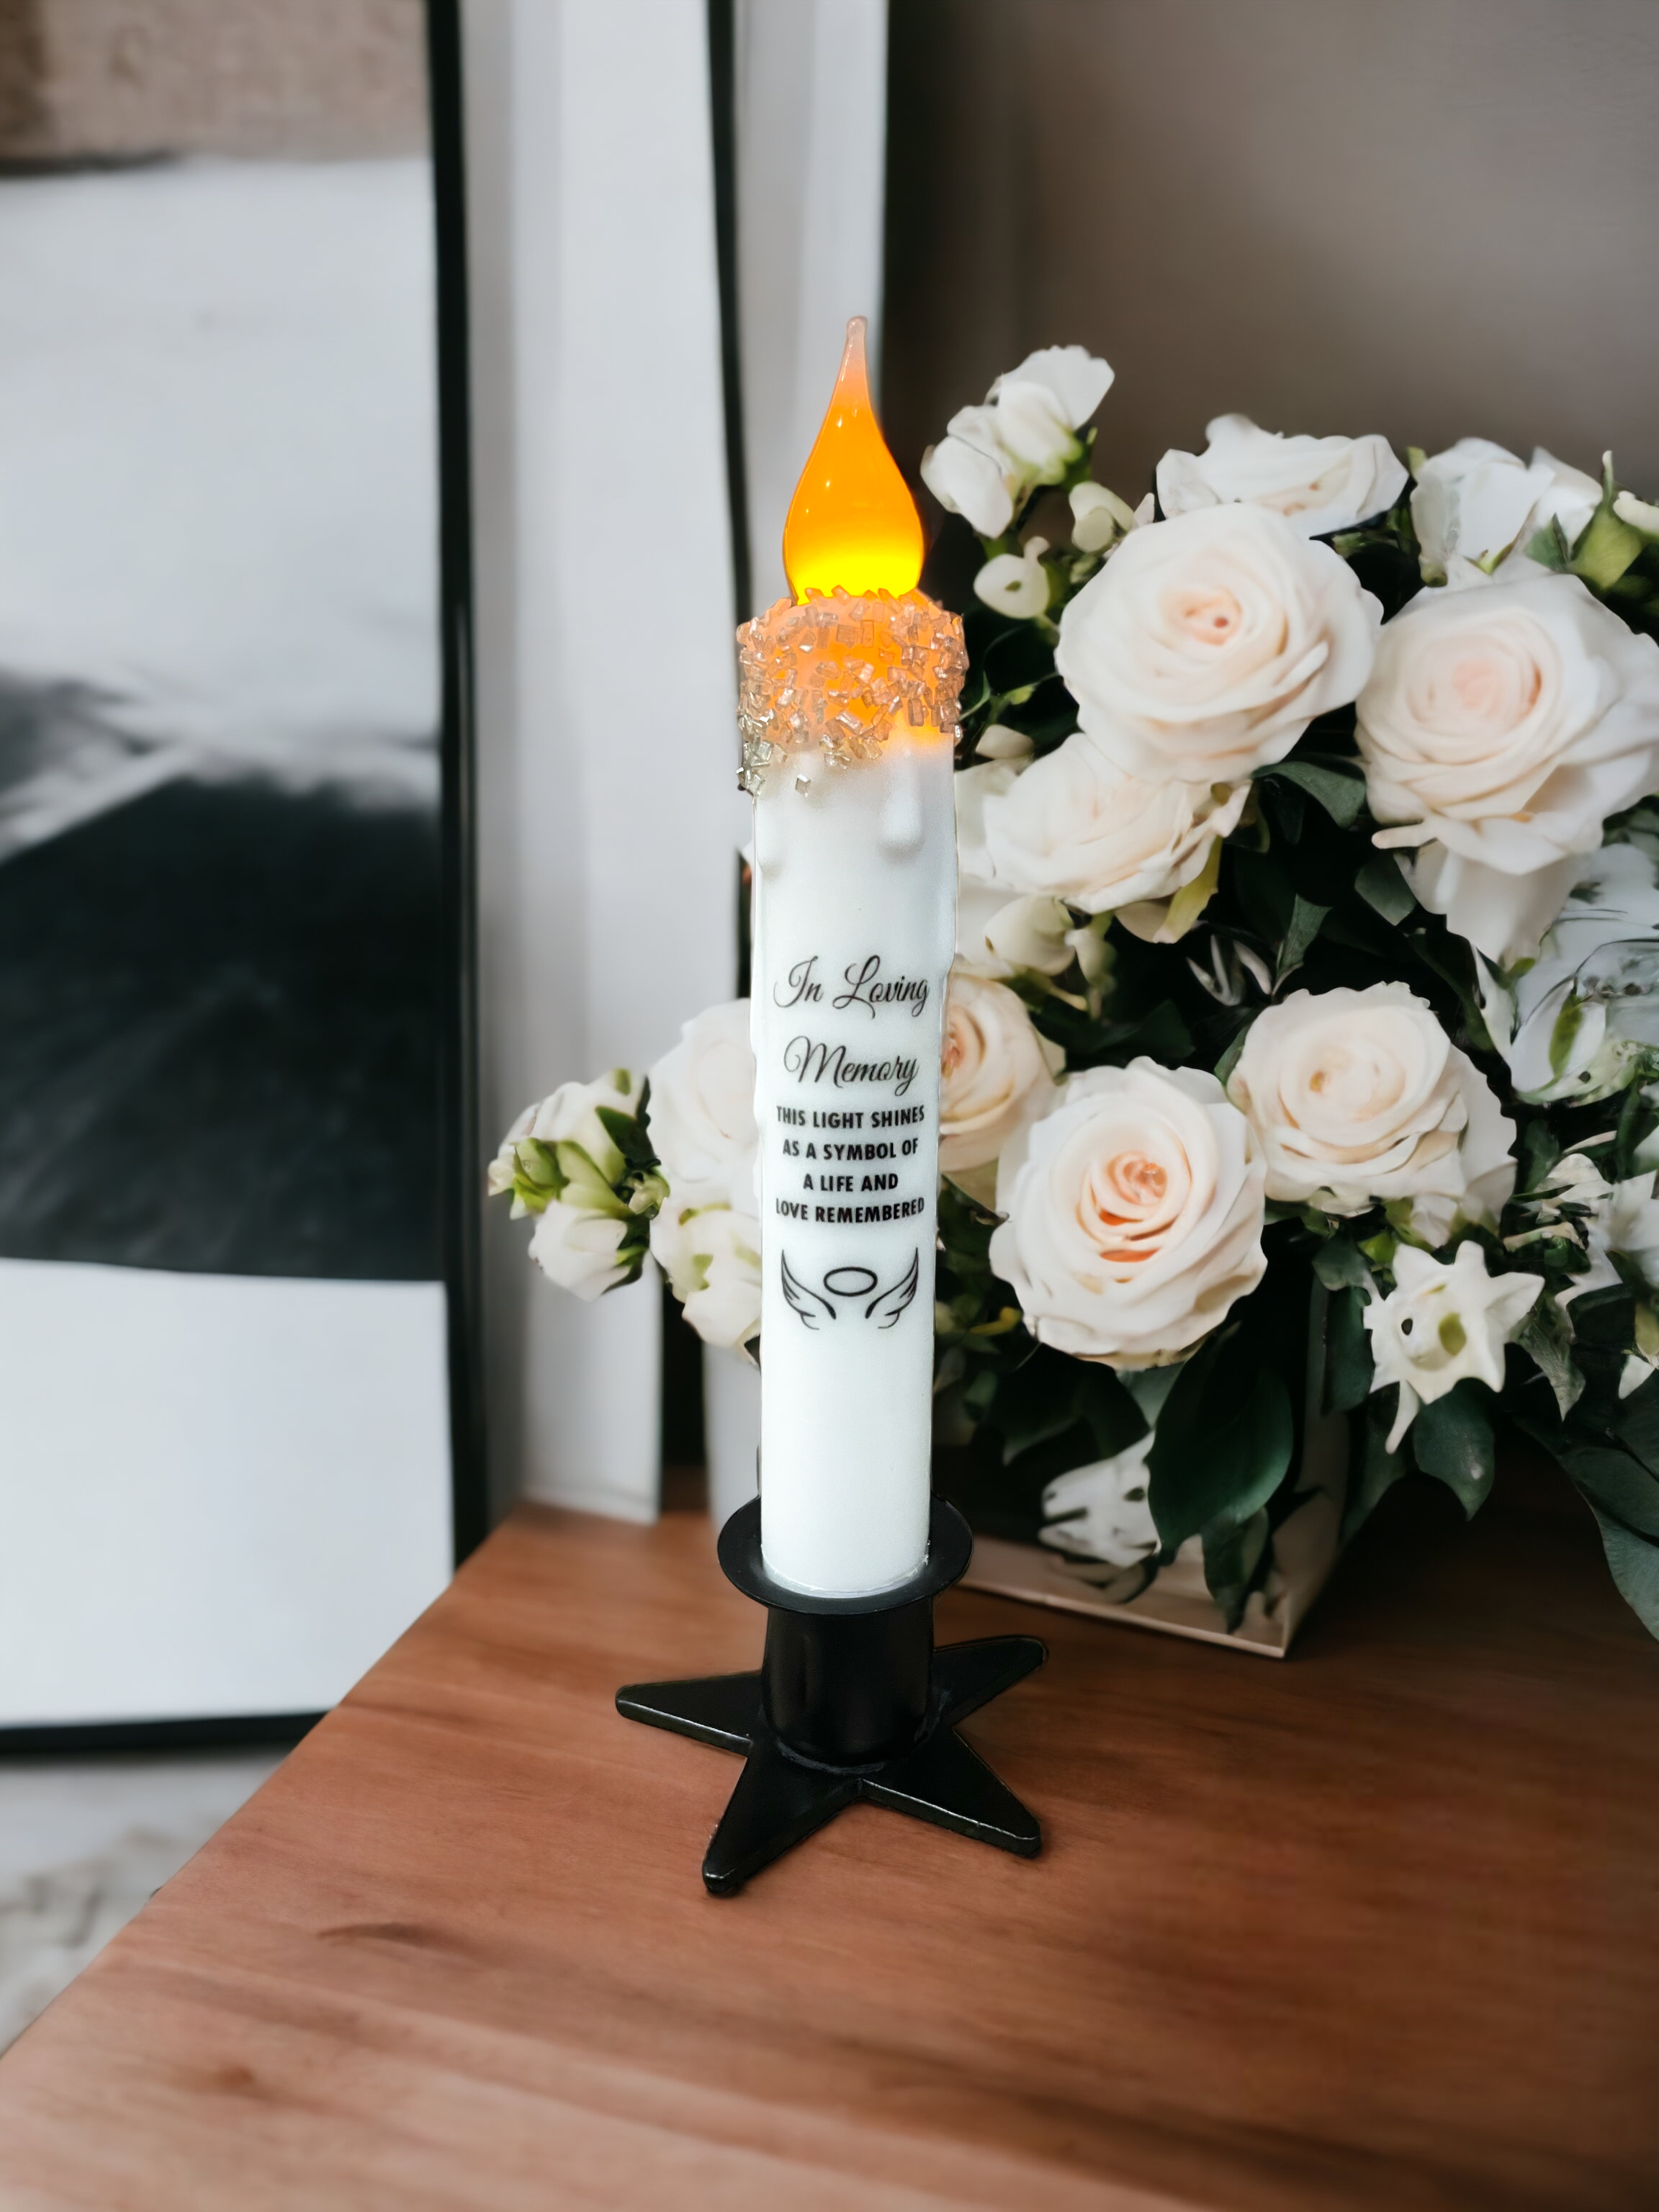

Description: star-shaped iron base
[618,1633,1046,1896]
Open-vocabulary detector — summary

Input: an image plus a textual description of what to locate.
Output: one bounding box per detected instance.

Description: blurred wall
[884,0,1659,503]
[0,0,427,161]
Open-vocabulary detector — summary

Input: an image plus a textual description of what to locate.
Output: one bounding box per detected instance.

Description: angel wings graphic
[780,1249,920,1330]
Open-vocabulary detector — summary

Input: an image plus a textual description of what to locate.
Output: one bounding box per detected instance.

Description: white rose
[1363,1242,1542,1449]
[1558,1167,1659,1395]
[1226,983,1515,1243]
[940,974,1062,1191]
[975,722,1035,762]
[646,999,757,1211]
[984,896,1084,975]
[1040,1432,1159,1567]
[1156,413,1407,539]
[974,537,1053,620]
[955,760,1023,979]
[990,345,1116,432]
[527,1200,631,1300]
[956,758,1068,979]
[1357,572,1659,964]
[920,410,1019,538]
[487,1069,640,1198]
[1411,439,1601,588]
[1614,489,1659,539]
[981,729,1247,918]
[1056,504,1381,784]
[1484,842,1659,1103]
[488,1070,650,1300]
[1069,480,1141,554]
[991,1059,1267,1369]
[921,346,1113,538]
[651,1198,762,1351]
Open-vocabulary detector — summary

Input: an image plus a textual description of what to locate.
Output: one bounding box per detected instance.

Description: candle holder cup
[617,1497,1046,1895]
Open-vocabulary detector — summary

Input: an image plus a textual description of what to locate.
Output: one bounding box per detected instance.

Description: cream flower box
[937,1290,1352,1659]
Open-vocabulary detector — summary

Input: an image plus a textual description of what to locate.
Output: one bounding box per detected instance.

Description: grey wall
[884,0,1659,505]
[0,0,428,161]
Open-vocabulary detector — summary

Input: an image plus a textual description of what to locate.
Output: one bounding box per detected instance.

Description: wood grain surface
[0,1475,1655,2211]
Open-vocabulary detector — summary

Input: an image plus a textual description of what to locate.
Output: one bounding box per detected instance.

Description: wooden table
[1,1476,1655,2211]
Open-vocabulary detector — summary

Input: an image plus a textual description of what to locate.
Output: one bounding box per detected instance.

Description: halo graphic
[823,1264,878,1297]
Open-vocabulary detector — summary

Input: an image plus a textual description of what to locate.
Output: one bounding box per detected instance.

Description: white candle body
[751,735,956,1596]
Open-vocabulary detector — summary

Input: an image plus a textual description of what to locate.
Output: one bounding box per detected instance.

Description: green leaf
[1344,1402,1407,1541]
[1586,1507,1659,1640]
[1355,853,1416,924]
[1159,835,1224,941]
[991,1347,1088,1463]
[1312,1238,1372,1292]
[1261,759,1368,828]
[1278,894,1331,983]
[1522,518,1572,572]
[515,1137,564,1192]
[1201,1507,1271,1633]
[1324,1285,1375,1413]
[1515,1296,1584,1420]
[596,1100,658,1173]
[1148,1354,1294,1553]
[1547,992,1586,1080]
[1212,1019,1251,1092]
[1409,1380,1495,1515]
[1611,1370,1659,1478]
[1078,1364,1150,1462]
[1574,503,1644,592]
[1515,1117,1561,1197]
[1565,1446,1659,1542]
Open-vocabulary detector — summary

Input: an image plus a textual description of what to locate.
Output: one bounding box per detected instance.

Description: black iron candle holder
[616,1496,1046,1895]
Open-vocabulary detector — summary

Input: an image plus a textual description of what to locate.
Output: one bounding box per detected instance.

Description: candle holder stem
[616,1498,1046,1895]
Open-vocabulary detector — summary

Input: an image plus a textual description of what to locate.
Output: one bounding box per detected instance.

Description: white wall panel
[464,0,743,1519]
[735,0,889,612]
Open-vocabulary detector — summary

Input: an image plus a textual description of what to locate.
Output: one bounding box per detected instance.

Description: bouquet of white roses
[495,345,1659,1646]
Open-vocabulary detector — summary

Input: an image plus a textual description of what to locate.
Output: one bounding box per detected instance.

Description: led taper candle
[739,320,966,1597]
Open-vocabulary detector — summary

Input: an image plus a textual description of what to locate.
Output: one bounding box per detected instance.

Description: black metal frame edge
[1,1,485,1758]
[428,0,488,1564]
[706,0,751,631]
[0,1713,323,1756]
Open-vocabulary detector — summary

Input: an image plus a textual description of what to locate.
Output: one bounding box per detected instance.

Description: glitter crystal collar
[737,586,967,795]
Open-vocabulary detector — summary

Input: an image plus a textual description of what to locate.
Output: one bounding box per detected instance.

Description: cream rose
[1156,414,1407,539]
[990,1059,1267,1369]
[1056,504,1381,783]
[981,729,1247,919]
[646,999,757,1211]
[1226,984,1515,1243]
[1411,439,1601,588]
[1357,572,1659,963]
[940,974,1062,1195]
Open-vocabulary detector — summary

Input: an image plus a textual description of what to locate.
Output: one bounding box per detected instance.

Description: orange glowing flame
[783,317,925,602]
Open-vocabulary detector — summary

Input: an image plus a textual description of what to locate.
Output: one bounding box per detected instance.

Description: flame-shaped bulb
[782,317,925,602]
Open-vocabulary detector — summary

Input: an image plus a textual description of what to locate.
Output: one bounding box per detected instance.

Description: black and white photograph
[0,0,457,1732]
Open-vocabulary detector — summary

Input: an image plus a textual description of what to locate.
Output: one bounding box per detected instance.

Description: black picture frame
[0,0,485,1755]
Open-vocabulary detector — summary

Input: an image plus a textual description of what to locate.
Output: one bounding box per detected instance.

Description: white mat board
[0,1260,451,1725]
